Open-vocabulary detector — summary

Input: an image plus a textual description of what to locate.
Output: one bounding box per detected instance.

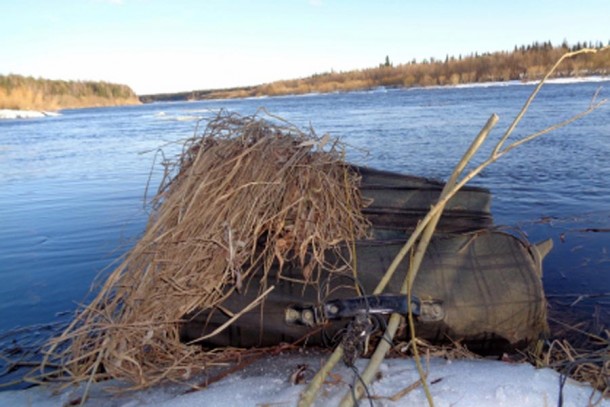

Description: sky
[2,0,610,95]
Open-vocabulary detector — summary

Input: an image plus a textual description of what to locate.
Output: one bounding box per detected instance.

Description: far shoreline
[3,75,607,117]
[139,74,610,104]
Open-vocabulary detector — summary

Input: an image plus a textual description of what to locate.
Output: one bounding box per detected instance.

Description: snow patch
[0,355,606,407]
[0,109,60,120]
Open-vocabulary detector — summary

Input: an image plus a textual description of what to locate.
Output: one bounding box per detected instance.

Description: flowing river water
[0,81,609,383]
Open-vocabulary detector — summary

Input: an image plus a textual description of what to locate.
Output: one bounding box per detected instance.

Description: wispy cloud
[308,0,323,7]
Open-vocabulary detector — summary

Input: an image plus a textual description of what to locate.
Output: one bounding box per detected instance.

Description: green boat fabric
[180,230,547,352]
[180,169,547,352]
[356,166,493,234]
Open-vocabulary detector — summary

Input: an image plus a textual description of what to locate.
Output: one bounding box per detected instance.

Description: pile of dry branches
[34,111,369,390]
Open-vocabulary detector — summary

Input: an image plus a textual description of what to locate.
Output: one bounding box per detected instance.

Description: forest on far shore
[3,41,608,109]
[141,40,610,102]
[0,75,140,110]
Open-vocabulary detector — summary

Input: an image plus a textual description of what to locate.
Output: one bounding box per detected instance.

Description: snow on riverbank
[1,355,606,407]
[0,109,60,119]
[438,75,610,90]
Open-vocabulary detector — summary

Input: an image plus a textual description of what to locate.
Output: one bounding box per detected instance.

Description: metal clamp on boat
[284,294,444,327]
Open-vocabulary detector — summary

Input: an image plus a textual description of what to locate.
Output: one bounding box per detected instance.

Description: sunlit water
[1,82,609,359]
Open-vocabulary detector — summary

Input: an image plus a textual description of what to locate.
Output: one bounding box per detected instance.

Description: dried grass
[528,303,610,397]
[391,336,482,362]
[537,336,609,397]
[32,111,369,391]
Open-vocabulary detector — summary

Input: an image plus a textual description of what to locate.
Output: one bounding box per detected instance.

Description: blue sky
[2,0,609,94]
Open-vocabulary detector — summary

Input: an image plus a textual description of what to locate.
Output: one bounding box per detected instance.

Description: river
[0,80,609,360]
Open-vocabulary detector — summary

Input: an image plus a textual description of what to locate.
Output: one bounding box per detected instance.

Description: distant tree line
[142,40,610,102]
[0,75,140,110]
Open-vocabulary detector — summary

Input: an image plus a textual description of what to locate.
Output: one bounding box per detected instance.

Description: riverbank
[0,75,141,112]
[139,74,610,104]
[140,43,610,103]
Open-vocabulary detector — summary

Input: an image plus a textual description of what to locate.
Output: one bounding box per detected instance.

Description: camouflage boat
[180,167,550,353]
